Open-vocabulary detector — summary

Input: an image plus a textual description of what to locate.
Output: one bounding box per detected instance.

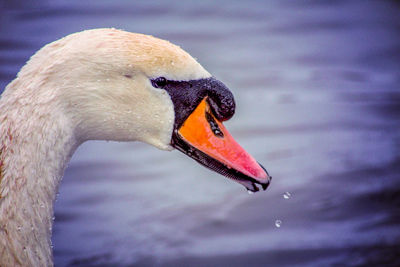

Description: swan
[0,28,271,266]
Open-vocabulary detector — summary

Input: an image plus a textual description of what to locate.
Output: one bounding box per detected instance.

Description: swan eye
[152,77,167,88]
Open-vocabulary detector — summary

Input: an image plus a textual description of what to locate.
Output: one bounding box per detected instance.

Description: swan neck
[0,85,78,266]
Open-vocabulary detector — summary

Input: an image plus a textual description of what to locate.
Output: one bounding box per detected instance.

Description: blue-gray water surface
[1,0,400,266]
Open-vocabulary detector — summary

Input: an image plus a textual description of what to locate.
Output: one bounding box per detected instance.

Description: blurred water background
[1,0,400,266]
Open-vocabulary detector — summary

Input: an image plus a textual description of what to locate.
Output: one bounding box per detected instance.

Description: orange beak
[174,97,271,192]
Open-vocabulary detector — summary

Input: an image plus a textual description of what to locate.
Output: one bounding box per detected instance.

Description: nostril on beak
[205,111,224,138]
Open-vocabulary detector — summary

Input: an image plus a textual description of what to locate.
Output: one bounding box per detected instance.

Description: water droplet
[275,220,282,228]
[247,190,254,195]
[283,192,291,199]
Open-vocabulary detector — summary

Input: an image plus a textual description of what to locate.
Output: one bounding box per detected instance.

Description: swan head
[26,28,270,192]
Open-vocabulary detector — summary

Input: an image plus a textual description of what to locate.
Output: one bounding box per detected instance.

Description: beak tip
[261,181,269,191]
[257,162,271,180]
[249,163,271,192]
[244,173,271,193]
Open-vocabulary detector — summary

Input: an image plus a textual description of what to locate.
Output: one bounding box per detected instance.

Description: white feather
[0,28,211,266]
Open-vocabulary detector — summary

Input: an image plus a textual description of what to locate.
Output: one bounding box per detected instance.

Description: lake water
[1,0,400,266]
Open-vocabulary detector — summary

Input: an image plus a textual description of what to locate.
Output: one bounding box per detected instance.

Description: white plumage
[0,28,210,266]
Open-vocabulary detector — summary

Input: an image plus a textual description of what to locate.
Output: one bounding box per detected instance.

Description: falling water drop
[283,192,291,199]
[275,220,282,228]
